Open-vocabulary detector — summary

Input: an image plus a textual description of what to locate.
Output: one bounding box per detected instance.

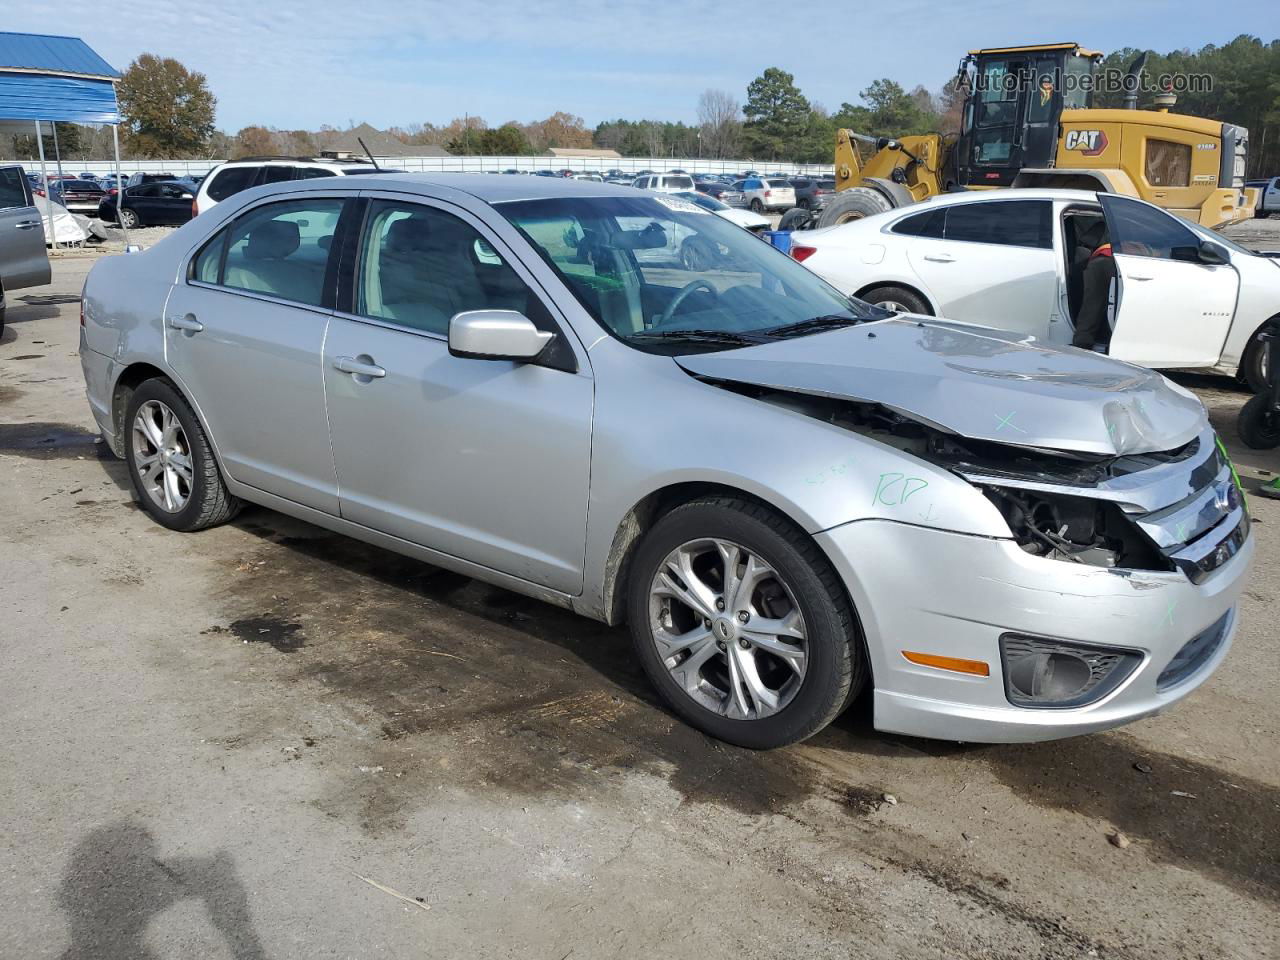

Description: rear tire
[119,208,141,229]
[626,497,865,749]
[859,284,931,315]
[1237,393,1280,450]
[816,187,894,228]
[124,379,241,531]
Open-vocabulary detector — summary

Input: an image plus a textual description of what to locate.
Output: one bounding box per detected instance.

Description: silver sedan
[79,176,1253,748]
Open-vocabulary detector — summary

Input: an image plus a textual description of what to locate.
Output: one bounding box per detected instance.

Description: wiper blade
[767,314,865,338]
[628,328,765,345]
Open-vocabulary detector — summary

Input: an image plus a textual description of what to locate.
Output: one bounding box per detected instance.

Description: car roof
[224,171,647,205]
[910,186,1101,208]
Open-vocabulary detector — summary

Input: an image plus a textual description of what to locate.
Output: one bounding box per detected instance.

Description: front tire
[1239,320,1277,393]
[626,497,865,749]
[750,199,764,214]
[816,187,894,228]
[124,379,241,531]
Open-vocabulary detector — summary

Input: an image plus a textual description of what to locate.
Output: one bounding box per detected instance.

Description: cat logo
[1064,129,1109,157]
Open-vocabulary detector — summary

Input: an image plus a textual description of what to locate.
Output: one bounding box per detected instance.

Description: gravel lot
[2,219,1278,960]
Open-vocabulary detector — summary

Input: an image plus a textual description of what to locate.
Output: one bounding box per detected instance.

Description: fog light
[1000,635,1141,709]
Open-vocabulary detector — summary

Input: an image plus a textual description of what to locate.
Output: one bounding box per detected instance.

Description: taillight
[764,190,772,197]
[191,199,198,218]
[790,245,817,263]
[34,187,45,197]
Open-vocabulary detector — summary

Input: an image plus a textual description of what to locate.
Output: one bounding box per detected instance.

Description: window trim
[332,189,582,373]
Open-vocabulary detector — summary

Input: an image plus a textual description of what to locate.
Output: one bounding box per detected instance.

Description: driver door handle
[167,314,204,332]
[333,356,386,379]
[923,254,955,263]
[15,220,40,230]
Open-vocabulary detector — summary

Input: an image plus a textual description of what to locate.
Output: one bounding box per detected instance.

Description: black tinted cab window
[206,166,259,202]
[1101,195,1202,261]
[943,200,1052,249]
[0,167,31,209]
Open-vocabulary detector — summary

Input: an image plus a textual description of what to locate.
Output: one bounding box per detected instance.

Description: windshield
[499,194,879,352]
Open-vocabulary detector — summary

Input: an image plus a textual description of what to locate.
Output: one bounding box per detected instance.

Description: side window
[132,184,159,198]
[1145,139,1191,188]
[296,168,338,180]
[355,199,544,336]
[220,198,344,306]
[1101,195,1202,261]
[193,231,225,284]
[205,166,258,202]
[158,183,189,199]
[944,200,1051,249]
[259,166,294,185]
[892,208,945,238]
[0,168,32,209]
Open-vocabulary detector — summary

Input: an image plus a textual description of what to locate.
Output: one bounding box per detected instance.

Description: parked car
[98,179,199,228]
[791,177,835,210]
[78,175,1252,749]
[632,173,696,194]
[41,178,105,214]
[1245,177,1279,217]
[126,172,181,188]
[695,180,746,206]
[574,173,603,182]
[672,190,768,233]
[789,188,1280,389]
[194,157,397,216]
[0,164,51,335]
[733,177,796,213]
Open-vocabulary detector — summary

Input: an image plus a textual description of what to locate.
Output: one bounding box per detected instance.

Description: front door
[0,165,51,290]
[1100,194,1240,368]
[323,195,593,593]
[905,198,1058,337]
[164,194,350,512]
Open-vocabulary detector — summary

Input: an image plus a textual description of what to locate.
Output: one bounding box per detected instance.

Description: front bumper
[815,519,1253,743]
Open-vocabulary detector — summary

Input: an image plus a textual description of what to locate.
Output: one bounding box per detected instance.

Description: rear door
[154,181,195,223]
[0,165,50,290]
[163,194,351,512]
[905,198,1057,336]
[1100,194,1239,368]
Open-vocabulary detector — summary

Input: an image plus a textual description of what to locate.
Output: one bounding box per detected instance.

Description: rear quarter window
[205,166,259,202]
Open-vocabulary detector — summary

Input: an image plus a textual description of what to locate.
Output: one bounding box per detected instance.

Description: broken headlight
[1000,634,1142,708]
[981,485,1172,571]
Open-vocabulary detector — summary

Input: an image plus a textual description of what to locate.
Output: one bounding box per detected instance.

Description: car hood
[675,317,1206,456]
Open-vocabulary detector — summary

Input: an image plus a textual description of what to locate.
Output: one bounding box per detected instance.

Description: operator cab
[955,43,1102,188]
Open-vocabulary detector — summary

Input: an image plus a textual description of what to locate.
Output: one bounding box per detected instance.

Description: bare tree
[697,89,742,158]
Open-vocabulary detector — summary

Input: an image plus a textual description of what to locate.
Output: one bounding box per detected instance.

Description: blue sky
[11,2,1276,132]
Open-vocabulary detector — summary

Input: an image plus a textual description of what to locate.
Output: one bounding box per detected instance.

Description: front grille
[1157,610,1231,691]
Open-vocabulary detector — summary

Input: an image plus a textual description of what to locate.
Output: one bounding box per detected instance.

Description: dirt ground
[2,223,1278,959]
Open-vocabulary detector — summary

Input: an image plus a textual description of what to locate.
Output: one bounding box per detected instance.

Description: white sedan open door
[1100,194,1239,369]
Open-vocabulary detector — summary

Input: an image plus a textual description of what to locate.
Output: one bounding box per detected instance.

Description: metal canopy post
[34,119,52,229]
[112,123,129,247]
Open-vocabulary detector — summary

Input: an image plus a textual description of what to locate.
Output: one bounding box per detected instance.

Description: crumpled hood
[676,317,1206,456]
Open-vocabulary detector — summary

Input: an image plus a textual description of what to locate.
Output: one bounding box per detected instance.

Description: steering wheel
[658,278,720,327]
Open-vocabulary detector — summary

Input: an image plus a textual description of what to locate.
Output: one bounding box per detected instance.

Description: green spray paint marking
[994,411,1026,434]
[873,473,930,506]
[1163,599,1176,628]
[1216,435,1246,509]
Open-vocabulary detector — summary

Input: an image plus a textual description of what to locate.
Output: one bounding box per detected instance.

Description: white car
[672,191,769,232]
[733,176,796,213]
[790,188,1280,388]
[194,157,398,216]
[631,173,696,194]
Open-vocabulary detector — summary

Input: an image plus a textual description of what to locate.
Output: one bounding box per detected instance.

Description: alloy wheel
[132,399,193,513]
[648,537,807,720]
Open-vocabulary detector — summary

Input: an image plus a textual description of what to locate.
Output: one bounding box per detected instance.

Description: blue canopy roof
[0,32,120,124]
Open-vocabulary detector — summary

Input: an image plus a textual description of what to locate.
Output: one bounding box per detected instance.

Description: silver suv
[78,175,1253,748]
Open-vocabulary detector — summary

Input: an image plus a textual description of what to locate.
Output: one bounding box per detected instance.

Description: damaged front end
[707,380,1248,581]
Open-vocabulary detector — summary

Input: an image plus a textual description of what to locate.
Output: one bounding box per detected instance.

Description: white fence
[6,154,835,178]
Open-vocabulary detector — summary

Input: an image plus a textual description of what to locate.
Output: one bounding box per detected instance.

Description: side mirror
[181,193,194,200]
[1198,240,1229,266]
[449,310,553,362]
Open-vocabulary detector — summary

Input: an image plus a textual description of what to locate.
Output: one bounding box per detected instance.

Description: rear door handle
[167,314,204,332]
[333,356,386,379]
[923,254,955,263]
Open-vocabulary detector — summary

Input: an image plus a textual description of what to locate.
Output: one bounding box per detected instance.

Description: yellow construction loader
[800,43,1255,231]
